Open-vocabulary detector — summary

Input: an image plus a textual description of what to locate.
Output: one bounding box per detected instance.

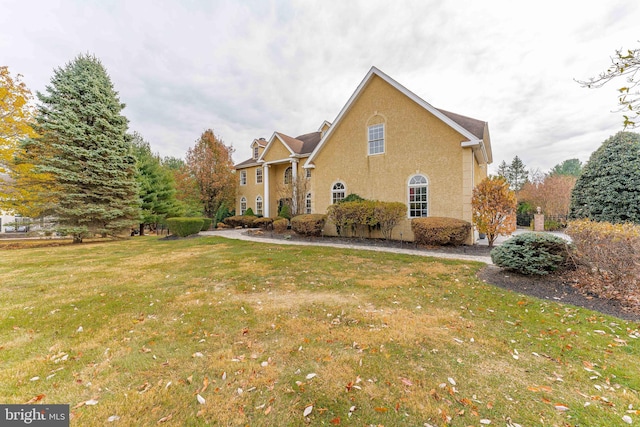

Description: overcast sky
[1,0,638,173]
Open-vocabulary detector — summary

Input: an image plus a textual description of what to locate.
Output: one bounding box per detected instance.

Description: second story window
[284,166,292,185]
[368,123,384,155]
[256,168,263,184]
[253,146,259,159]
[240,170,247,186]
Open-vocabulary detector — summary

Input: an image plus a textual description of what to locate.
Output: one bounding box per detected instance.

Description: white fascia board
[460,139,489,164]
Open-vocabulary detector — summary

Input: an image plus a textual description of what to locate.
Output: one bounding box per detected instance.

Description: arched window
[284,167,292,184]
[256,196,263,216]
[332,182,345,204]
[408,175,428,217]
[305,193,312,214]
[240,196,247,215]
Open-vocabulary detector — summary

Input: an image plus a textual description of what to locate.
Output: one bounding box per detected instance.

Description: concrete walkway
[200,228,494,264]
[201,228,571,265]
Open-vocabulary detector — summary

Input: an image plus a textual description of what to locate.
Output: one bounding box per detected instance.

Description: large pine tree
[29,54,140,242]
[569,131,640,223]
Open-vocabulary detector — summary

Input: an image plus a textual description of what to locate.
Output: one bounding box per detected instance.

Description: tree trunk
[139,223,145,236]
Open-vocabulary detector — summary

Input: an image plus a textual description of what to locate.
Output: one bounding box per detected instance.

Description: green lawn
[0,236,638,426]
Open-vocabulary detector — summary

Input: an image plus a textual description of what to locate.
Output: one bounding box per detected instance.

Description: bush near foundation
[291,214,327,236]
[223,215,257,228]
[411,217,471,246]
[166,217,204,237]
[490,233,573,275]
[253,217,274,230]
[566,219,640,301]
[273,218,289,234]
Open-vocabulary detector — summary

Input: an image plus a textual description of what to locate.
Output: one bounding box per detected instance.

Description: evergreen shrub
[291,214,327,236]
[166,217,204,237]
[199,217,212,231]
[411,217,471,246]
[490,233,573,275]
[254,217,274,230]
[273,218,289,233]
[244,207,255,217]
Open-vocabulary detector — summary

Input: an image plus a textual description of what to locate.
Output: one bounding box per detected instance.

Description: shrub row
[566,219,640,300]
[411,217,471,246]
[490,233,573,275]
[224,215,258,228]
[327,200,405,239]
[291,214,327,236]
[166,217,204,237]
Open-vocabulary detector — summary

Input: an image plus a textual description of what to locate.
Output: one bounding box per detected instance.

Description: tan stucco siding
[311,75,476,240]
[237,165,264,215]
[262,138,292,163]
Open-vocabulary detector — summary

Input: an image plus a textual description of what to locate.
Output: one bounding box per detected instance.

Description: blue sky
[1,0,638,173]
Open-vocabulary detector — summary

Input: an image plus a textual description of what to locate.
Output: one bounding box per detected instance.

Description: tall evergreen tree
[28,54,140,242]
[569,131,640,223]
[131,133,181,235]
[549,158,582,177]
[507,155,528,191]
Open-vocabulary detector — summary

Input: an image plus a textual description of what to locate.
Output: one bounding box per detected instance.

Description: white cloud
[1,0,638,172]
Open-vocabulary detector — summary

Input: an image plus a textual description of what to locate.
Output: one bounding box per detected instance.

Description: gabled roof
[235,131,323,169]
[305,66,492,167]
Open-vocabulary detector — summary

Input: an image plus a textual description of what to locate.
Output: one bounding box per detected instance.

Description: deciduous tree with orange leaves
[472,176,517,247]
[185,129,236,218]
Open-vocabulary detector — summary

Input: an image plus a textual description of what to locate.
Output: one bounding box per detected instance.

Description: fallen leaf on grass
[622,415,633,424]
[264,405,272,415]
[303,405,313,417]
[554,403,569,411]
[25,394,45,404]
[157,414,173,423]
[374,407,388,413]
[330,416,341,424]
[197,394,206,405]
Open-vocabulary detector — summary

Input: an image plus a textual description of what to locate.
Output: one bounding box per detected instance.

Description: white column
[263,164,270,217]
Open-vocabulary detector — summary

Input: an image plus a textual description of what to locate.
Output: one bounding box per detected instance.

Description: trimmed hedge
[273,218,289,233]
[254,217,274,230]
[566,219,639,300]
[224,215,257,228]
[490,232,573,275]
[199,217,212,231]
[166,217,204,237]
[411,217,471,246]
[291,214,327,236]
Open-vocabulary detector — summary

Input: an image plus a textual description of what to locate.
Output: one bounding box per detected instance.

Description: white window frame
[305,192,312,214]
[331,182,345,204]
[256,168,263,184]
[284,166,292,185]
[305,169,311,179]
[368,123,385,155]
[240,170,247,186]
[256,195,263,216]
[408,174,428,218]
[240,196,247,215]
[253,146,259,159]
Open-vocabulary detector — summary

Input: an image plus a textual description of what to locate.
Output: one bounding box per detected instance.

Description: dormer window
[253,145,259,159]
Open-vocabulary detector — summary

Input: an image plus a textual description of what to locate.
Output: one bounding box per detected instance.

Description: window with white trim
[332,182,345,204]
[256,196,263,216]
[240,170,247,186]
[240,196,247,215]
[305,192,312,214]
[306,169,311,179]
[253,146,259,159]
[408,175,428,217]
[284,166,292,184]
[256,168,263,184]
[368,123,384,155]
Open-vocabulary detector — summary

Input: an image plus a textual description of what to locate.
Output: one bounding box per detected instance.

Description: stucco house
[234,66,492,243]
